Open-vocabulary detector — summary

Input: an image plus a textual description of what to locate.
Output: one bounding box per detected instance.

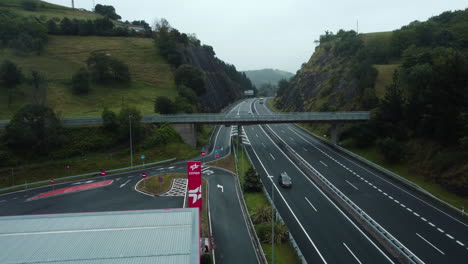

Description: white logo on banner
[188,186,202,204]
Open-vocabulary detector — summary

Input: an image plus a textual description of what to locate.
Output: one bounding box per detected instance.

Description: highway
[234,99,395,263]
[245,98,468,263]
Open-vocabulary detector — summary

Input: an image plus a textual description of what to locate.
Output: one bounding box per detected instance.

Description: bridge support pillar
[330,123,341,145]
[172,123,197,148]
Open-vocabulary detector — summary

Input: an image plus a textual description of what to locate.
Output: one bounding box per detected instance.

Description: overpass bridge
[0,112,369,146]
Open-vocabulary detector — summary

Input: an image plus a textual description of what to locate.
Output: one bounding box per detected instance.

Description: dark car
[278,172,292,188]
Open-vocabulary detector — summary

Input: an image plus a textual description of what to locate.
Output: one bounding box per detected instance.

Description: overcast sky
[45,0,467,73]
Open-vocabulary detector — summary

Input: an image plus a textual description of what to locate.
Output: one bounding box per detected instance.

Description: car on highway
[278,172,292,188]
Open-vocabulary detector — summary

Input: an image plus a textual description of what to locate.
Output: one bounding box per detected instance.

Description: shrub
[154,96,176,114]
[72,68,90,94]
[102,108,118,131]
[376,137,404,163]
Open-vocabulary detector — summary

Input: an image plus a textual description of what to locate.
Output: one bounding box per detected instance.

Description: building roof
[0,208,199,264]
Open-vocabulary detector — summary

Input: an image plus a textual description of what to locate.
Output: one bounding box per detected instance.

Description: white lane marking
[413,212,420,217]
[305,197,318,212]
[115,178,121,182]
[416,233,445,255]
[85,180,94,183]
[394,200,400,204]
[400,204,406,208]
[262,142,266,148]
[12,198,17,200]
[428,222,435,227]
[289,137,294,141]
[345,180,359,191]
[269,153,276,161]
[446,234,454,239]
[120,180,131,188]
[456,240,465,246]
[281,130,285,133]
[168,166,175,169]
[406,208,412,212]
[256,133,259,138]
[343,242,363,264]
[252,121,395,264]
[248,129,328,264]
[0,200,6,203]
[437,228,444,233]
[389,196,394,200]
[303,147,308,152]
[291,126,468,227]
[157,168,164,170]
[319,161,328,167]
[421,217,427,222]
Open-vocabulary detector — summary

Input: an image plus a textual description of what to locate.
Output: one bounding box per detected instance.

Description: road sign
[201,152,206,157]
[50,179,55,184]
[66,164,70,170]
[100,171,106,176]
[140,155,145,160]
[187,161,202,211]
[142,173,147,179]
[215,154,219,159]
[158,176,163,182]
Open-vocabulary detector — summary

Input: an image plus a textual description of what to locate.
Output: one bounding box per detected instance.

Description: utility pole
[357,20,359,34]
[71,0,74,9]
[129,115,133,168]
[268,175,275,264]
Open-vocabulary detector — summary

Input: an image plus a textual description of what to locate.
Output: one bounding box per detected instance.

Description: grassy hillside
[0,36,177,119]
[374,64,398,99]
[0,0,103,20]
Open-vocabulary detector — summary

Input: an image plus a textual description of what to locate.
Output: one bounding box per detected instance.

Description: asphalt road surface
[246,98,468,264]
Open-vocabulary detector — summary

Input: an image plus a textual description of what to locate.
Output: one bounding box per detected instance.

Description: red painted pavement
[29,180,113,201]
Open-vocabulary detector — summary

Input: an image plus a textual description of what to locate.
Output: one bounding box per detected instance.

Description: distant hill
[243,68,293,88]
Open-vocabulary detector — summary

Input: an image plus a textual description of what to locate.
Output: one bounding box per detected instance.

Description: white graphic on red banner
[187,161,202,210]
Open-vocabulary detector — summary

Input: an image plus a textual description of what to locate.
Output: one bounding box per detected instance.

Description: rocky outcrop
[180,45,243,113]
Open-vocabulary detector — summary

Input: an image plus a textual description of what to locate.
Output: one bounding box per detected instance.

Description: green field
[0,36,177,119]
[0,0,104,21]
[374,64,399,99]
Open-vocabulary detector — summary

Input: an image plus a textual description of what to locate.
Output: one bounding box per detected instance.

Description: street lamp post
[268,175,275,264]
[129,115,133,168]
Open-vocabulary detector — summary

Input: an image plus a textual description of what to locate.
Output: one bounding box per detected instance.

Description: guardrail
[0,158,176,193]
[263,124,424,264]
[294,125,468,218]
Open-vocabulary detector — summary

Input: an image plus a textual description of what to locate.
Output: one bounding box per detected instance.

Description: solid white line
[253,121,394,263]
[247,129,328,264]
[456,240,464,246]
[343,242,363,264]
[345,180,359,191]
[290,126,468,227]
[120,180,131,188]
[270,153,276,161]
[416,233,445,255]
[319,161,328,167]
[305,197,318,212]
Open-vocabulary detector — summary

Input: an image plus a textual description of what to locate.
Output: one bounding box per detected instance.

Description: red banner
[187,161,202,211]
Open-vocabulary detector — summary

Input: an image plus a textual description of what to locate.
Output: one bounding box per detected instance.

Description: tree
[102,108,118,131]
[28,70,47,105]
[0,60,23,106]
[243,167,262,192]
[86,52,130,83]
[72,68,90,94]
[174,64,206,95]
[5,104,63,154]
[94,4,121,20]
[376,137,404,163]
[276,79,289,97]
[154,96,176,114]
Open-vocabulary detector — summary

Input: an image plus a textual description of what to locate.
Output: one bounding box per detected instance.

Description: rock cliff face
[277,47,362,112]
[276,31,378,112]
[180,45,243,113]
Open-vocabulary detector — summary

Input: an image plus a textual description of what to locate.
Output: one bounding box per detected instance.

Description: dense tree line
[0,15,48,54]
[94,4,121,20]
